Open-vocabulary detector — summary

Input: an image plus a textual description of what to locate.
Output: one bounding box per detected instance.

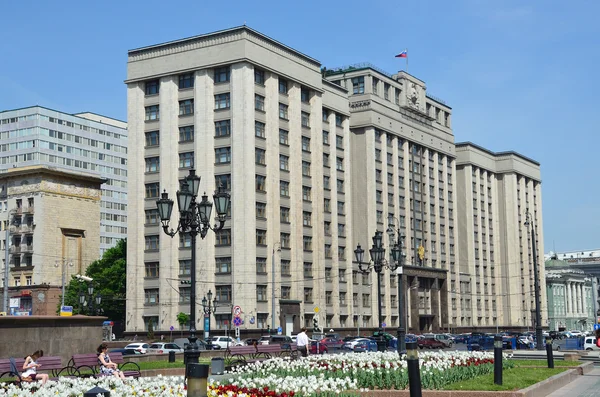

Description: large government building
[125,26,545,334]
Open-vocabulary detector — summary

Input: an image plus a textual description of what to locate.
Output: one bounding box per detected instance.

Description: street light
[354,231,401,352]
[156,169,231,365]
[524,210,543,350]
[201,290,218,349]
[78,283,103,315]
[387,216,407,354]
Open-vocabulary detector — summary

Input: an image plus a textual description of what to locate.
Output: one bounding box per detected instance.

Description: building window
[214,67,230,83]
[323,130,329,145]
[145,157,160,173]
[352,76,364,94]
[179,99,194,115]
[144,262,159,278]
[280,207,290,223]
[145,80,159,95]
[302,161,311,177]
[210,148,230,166]
[280,181,290,197]
[362,293,370,307]
[180,125,195,141]
[179,287,190,303]
[303,236,312,251]
[255,175,266,192]
[215,257,231,274]
[144,289,159,305]
[145,105,159,121]
[325,244,332,258]
[255,69,265,85]
[257,285,267,301]
[215,229,231,246]
[215,174,231,190]
[215,285,232,302]
[214,121,230,137]
[179,73,194,89]
[323,153,330,167]
[179,260,192,276]
[322,108,329,121]
[302,136,311,152]
[335,114,343,127]
[255,94,265,111]
[279,155,289,171]
[145,209,160,225]
[336,157,344,171]
[301,112,310,127]
[324,221,331,235]
[179,152,194,169]
[339,269,346,282]
[304,288,313,303]
[279,79,288,94]
[281,286,291,299]
[145,183,160,198]
[279,129,289,145]
[337,201,345,215]
[144,235,159,251]
[302,186,311,201]
[338,246,346,260]
[303,211,312,226]
[145,130,159,147]
[255,148,266,165]
[336,135,344,149]
[301,87,310,103]
[337,179,344,191]
[281,233,291,249]
[179,233,192,248]
[323,176,330,189]
[279,103,288,120]
[215,93,230,109]
[256,229,267,246]
[281,260,291,276]
[338,223,346,237]
[255,121,266,138]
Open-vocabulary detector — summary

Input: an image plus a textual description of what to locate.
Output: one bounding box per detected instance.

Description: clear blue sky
[1,0,597,252]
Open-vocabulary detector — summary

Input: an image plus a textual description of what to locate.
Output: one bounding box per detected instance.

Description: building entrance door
[285,315,293,336]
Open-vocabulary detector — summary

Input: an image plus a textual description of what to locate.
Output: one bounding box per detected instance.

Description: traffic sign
[314,306,320,313]
[594,324,600,331]
[233,305,242,316]
[233,316,242,327]
[169,325,175,331]
[382,322,387,328]
[277,326,282,335]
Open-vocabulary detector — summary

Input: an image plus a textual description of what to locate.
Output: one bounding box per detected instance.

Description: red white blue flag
[395,50,408,58]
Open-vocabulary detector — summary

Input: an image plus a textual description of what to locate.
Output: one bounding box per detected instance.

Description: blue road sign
[170,325,175,331]
[233,316,242,327]
[594,324,600,331]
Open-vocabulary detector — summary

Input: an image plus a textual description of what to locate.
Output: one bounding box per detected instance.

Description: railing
[22,245,34,253]
[9,246,21,254]
[324,62,394,79]
[426,93,447,106]
[19,224,34,233]
[22,206,34,214]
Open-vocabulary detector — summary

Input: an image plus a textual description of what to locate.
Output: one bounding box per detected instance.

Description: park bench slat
[72,353,140,378]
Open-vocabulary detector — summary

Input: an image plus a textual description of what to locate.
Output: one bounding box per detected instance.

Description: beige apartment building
[455,142,546,330]
[0,166,103,315]
[125,26,545,334]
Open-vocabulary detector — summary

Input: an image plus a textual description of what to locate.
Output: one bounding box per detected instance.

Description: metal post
[271,245,279,330]
[530,217,544,350]
[494,335,503,385]
[186,232,200,364]
[545,336,554,368]
[357,314,360,337]
[61,259,66,308]
[406,342,422,397]
[186,363,209,397]
[397,270,406,354]
[376,270,386,352]
[3,227,9,313]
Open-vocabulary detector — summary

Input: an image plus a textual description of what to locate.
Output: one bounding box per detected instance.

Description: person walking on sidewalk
[297,327,310,357]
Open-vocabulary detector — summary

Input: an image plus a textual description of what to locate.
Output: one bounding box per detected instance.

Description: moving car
[417,336,445,349]
[109,348,141,356]
[353,338,378,352]
[344,338,375,351]
[147,342,184,354]
[433,334,454,348]
[208,336,244,349]
[124,343,150,354]
[584,337,600,351]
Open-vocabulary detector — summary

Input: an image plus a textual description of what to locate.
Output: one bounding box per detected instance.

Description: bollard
[406,342,422,397]
[186,363,209,397]
[84,387,110,397]
[494,335,503,385]
[546,336,554,369]
[169,350,176,363]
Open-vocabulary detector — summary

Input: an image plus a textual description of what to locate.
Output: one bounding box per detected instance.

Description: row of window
[0,114,126,140]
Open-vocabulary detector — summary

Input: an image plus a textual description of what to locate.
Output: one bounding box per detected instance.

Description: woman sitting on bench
[22,350,49,385]
[97,343,125,379]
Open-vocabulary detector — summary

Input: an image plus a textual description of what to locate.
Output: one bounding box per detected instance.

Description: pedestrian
[22,350,49,385]
[97,343,125,380]
[297,327,310,357]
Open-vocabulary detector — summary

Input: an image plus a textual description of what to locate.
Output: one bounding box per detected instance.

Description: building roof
[455,141,540,166]
[0,105,127,128]
[0,165,107,185]
[545,258,570,268]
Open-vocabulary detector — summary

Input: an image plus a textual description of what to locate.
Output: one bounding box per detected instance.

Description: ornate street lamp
[78,284,103,316]
[201,290,218,349]
[387,216,407,354]
[524,210,543,350]
[354,231,400,352]
[157,169,231,365]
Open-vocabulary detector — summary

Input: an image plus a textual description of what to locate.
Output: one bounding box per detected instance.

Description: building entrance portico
[400,265,448,333]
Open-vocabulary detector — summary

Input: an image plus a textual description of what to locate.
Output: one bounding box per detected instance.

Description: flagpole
[406,48,408,73]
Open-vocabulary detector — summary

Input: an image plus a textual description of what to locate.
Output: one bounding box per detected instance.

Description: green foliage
[443,367,568,391]
[147,318,155,340]
[59,239,126,322]
[176,312,189,329]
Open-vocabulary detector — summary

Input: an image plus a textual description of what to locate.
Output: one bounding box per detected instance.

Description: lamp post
[78,283,103,316]
[156,169,231,365]
[355,231,401,352]
[201,290,218,349]
[387,216,407,354]
[55,258,73,308]
[524,210,543,350]
[271,242,281,330]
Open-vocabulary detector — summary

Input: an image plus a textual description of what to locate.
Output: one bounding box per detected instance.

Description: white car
[569,330,583,336]
[124,343,150,354]
[584,337,599,351]
[147,342,184,354]
[209,336,244,349]
[344,338,372,350]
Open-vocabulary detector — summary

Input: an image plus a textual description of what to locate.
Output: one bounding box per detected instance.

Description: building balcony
[10,206,34,215]
[19,224,35,234]
[9,246,21,254]
[21,245,34,253]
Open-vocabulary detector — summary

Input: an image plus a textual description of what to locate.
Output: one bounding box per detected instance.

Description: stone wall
[0,315,106,364]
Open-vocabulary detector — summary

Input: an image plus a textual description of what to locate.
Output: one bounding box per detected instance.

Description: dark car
[268,335,293,349]
[353,339,378,352]
[417,336,445,349]
[245,338,259,346]
[309,340,328,354]
[109,348,141,356]
[343,336,360,342]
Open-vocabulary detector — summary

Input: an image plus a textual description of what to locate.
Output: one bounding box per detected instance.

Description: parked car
[268,335,293,348]
[258,336,271,345]
[569,330,583,336]
[309,340,328,354]
[109,348,141,356]
[173,338,209,351]
[325,333,341,340]
[208,336,244,349]
[433,334,454,348]
[124,343,149,354]
[353,338,378,352]
[584,337,599,351]
[343,338,373,351]
[245,338,259,346]
[147,342,184,354]
[417,336,445,349]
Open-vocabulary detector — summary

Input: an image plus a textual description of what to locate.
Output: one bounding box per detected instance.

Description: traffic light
[313,316,321,333]
[180,280,191,285]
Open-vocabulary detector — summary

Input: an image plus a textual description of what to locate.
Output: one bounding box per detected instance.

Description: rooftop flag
[395,50,408,58]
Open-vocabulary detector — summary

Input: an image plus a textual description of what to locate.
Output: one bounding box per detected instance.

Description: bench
[0,356,77,382]
[226,346,259,366]
[71,353,141,378]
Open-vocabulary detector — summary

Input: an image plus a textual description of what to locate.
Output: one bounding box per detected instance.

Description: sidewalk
[546,368,600,397]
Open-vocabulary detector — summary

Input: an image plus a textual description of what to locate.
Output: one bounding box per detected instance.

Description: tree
[176,312,190,337]
[147,318,155,340]
[60,239,127,323]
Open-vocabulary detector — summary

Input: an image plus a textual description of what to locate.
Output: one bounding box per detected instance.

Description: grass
[511,359,582,367]
[443,367,569,391]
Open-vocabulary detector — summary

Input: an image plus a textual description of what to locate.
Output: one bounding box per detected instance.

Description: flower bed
[209,351,515,397]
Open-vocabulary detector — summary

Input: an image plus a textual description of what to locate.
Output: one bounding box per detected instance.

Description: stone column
[578,283,583,316]
[431,279,440,332]
[440,279,449,331]
[410,276,419,332]
[576,283,581,315]
[566,282,571,315]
